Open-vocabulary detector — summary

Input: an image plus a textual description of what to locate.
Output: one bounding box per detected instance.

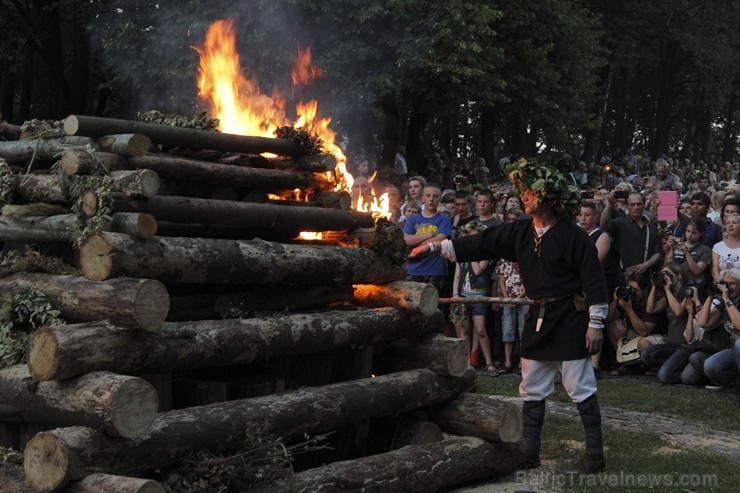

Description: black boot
[522,399,546,468]
[575,394,606,473]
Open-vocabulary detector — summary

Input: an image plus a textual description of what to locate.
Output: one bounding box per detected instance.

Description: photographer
[690,269,740,388]
[606,272,661,375]
[666,217,712,292]
[640,264,690,378]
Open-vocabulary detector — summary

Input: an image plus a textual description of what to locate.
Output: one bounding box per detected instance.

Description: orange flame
[194,20,391,235]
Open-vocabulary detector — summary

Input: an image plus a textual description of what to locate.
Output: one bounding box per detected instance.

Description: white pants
[519,357,596,403]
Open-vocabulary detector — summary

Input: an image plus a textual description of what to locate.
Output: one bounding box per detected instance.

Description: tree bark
[214,284,355,315]
[268,436,527,493]
[13,169,159,204]
[0,366,157,439]
[111,195,373,233]
[429,393,523,443]
[376,333,468,378]
[0,273,168,330]
[78,232,403,285]
[63,115,304,157]
[0,122,22,141]
[22,369,476,491]
[28,308,443,381]
[63,473,164,493]
[352,281,439,316]
[95,134,151,157]
[122,154,330,192]
[0,213,156,242]
[0,137,93,164]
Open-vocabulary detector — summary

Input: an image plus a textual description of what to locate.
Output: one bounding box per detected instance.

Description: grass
[476,374,740,492]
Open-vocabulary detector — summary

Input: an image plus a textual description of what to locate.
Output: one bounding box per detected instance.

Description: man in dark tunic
[410,160,609,473]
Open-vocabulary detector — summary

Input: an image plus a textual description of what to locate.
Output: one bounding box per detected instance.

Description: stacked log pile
[0,115,527,492]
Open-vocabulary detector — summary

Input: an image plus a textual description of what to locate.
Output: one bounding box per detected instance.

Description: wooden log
[268,437,528,493]
[111,195,374,233]
[214,284,354,315]
[63,115,303,157]
[13,169,159,204]
[353,281,439,316]
[0,213,157,241]
[78,232,403,285]
[390,419,444,449]
[0,366,157,439]
[60,150,126,175]
[216,153,270,167]
[0,137,94,164]
[0,121,22,141]
[154,221,297,241]
[264,153,336,172]
[95,134,151,157]
[28,308,442,381]
[429,393,523,444]
[376,333,468,378]
[63,473,164,493]
[0,273,168,330]
[123,154,330,191]
[22,369,476,491]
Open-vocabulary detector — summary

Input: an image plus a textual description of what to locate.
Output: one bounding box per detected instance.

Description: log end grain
[126,134,151,158]
[23,431,70,493]
[136,213,158,239]
[136,169,160,197]
[27,327,60,381]
[445,336,468,378]
[418,282,440,316]
[79,232,114,281]
[80,191,99,217]
[110,378,159,438]
[133,279,169,331]
[63,115,81,136]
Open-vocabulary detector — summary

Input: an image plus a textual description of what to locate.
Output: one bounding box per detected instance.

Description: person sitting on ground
[694,268,740,389]
[606,272,661,375]
[641,264,690,378]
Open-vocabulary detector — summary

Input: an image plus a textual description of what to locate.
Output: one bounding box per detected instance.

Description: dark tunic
[453,217,609,361]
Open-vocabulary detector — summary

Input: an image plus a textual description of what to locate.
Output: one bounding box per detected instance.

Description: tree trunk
[28,309,443,381]
[22,369,476,491]
[429,393,523,443]
[0,213,156,242]
[721,87,737,162]
[0,122,21,141]
[110,195,372,234]
[0,366,157,439]
[269,436,527,493]
[352,281,438,316]
[13,169,159,204]
[376,333,468,378]
[0,137,94,164]
[0,273,168,330]
[64,473,164,493]
[214,284,355,315]
[118,154,330,192]
[60,150,126,176]
[95,134,151,157]
[78,232,403,285]
[265,153,337,172]
[63,115,303,157]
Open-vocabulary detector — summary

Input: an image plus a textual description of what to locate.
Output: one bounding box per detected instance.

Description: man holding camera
[606,272,661,375]
[409,160,609,474]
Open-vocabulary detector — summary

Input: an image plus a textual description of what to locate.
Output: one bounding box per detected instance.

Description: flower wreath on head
[505,157,581,221]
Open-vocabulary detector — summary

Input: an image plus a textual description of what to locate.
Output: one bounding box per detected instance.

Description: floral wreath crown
[505,158,581,221]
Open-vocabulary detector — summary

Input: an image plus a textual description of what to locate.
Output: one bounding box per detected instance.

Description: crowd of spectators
[351,148,740,391]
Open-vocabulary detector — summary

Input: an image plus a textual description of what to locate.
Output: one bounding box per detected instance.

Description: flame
[194,20,391,236]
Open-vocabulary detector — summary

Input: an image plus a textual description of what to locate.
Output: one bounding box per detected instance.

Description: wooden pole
[27,309,443,381]
[63,115,304,157]
[78,232,403,285]
[0,137,94,164]
[352,281,439,316]
[22,369,476,491]
[376,333,468,378]
[0,273,168,330]
[0,366,157,439]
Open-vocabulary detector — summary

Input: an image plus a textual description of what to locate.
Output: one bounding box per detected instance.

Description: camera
[651,271,673,286]
[704,281,728,297]
[682,287,695,299]
[616,286,637,301]
[614,190,629,199]
[581,191,595,199]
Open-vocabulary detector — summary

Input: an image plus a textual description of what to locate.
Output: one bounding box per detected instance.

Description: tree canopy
[0,0,737,167]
